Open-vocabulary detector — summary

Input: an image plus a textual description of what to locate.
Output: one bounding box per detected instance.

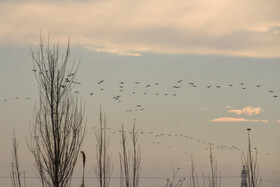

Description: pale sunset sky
[0,0,279,186]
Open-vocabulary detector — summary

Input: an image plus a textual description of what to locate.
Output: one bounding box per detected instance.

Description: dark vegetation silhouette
[94,110,113,187]
[119,121,141,187]
[163,167,185,187]
[27,35,86,187]
[188,155,199,187]
[202,145,221,187]
[10,130,24,187]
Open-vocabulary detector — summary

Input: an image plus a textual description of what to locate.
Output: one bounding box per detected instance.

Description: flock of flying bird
[1,77,279,105]
[1,72,275,157]
[92,125,271,156]
[81,79,279,112]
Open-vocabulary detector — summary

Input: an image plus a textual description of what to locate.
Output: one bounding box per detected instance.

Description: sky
[0,0,280,186]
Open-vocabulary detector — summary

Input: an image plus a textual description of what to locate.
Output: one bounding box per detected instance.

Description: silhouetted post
[80,151,86,187]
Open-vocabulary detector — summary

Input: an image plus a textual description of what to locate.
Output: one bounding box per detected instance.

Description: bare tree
[119,121,141,187]
[28,35,86,187]
[241,128,262,187]
[120,124,129,187]
[131,123,141,187]
[10,130,24,187]
[202,145,220,187]
[94,110,112,187]
[188,155,199,187]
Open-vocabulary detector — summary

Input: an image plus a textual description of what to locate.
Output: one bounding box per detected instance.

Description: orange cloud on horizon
[211,117,260,122]
[228,106,262,116]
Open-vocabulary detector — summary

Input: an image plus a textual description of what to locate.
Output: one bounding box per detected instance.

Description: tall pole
[81,151,86,187]
[247,128,255,187]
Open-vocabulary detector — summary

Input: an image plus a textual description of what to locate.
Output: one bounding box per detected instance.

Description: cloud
[277,120,280,124]
[228,107,262,116]
[225,106,232,109]
[87,47,142,56]
[0,0,280,57]
[260,120,268,123]
[210,117,268,123]
[211,117,260,122]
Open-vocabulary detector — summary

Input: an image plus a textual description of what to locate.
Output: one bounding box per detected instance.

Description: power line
[1,175,280,183]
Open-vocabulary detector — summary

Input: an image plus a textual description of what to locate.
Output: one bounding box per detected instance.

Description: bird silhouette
[98,80,104,84]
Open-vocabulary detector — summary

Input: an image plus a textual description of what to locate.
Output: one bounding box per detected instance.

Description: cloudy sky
[0,0,279,186]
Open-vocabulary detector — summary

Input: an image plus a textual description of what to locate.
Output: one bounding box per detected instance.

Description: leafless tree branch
[119,121,141,187]
[10,130,23,187]
[27,34,86,187]
[94,109,113,187]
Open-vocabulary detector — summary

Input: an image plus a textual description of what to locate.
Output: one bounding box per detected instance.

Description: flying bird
[98,80,104,84]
